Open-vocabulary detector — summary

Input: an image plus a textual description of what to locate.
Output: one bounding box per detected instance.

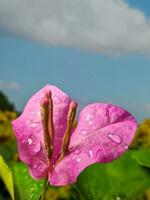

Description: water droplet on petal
[122,144,128,150]
[96,149,101,161]
[113,114,118,120]
[53,95,61,104]
[88,150,94,158]
[77,158,81,162]
[27,136,41,155]
[86,114,95,125]
[33,160,47,177]
[88,120,93,125]
[107,133,122,144]
[68,167,75,179]
[26,120,31,125]
[86,114,91,121]
[81,130,87,135]
[30,111,34,115]
[58,169,70,182]
[36,111,41,117]
[27,138,32,145]
[74,149,81,155]
[37,162,46,173]
[96,148,111,162]
[85,137,92,144]
[29,123,38,128]
[104,110,109,116]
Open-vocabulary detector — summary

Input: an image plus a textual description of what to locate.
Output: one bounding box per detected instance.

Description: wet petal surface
[12,84,71,179]
[50,103,137,185]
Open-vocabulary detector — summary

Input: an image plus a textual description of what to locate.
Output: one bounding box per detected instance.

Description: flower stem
[40,91,54,200]
[40,178,48,200]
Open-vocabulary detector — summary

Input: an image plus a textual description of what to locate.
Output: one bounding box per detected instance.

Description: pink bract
[12,84,137,186]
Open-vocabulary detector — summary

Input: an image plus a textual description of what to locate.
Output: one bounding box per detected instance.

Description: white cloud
[0,0,150,55]
[0,80,20,91]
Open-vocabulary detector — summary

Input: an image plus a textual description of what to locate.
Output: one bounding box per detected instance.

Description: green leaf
[0,155,14,200]
[0,140,17,160]
[132,148,150,168]
[9,161,44,200]
[76,151,150,200]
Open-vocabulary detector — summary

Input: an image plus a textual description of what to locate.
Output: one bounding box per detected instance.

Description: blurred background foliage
[1,91,150,200]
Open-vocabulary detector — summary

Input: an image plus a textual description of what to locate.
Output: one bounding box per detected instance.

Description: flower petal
[50,103,137,185]
[12,84,71,179]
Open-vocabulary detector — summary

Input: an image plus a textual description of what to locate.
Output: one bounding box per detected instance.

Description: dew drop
[95,149,101,161]
[85,137,92,144]
[81,130,87,135]
[104,110,109,116]
[33,164,37,168]
[122,144,128,150]
[27,136,41,155]
[57,169,70,182]
[88,120,93,125]
[74,149,81,155]
[96,149,109,162]
[36,111,41,117]
[68,168,75,179]
[77,158,81,162]
[112,114,118,121]
[86,114,94,126]
[86,113,94,121]
[30,111,34,115]
[29,123,38,128]
[37,163,46,172]
[26,120,31,125]
[33,160,47,176]
[88,150,94,158]
[38,162,46,172]
[27,138,32,145]
[107,133,122,144]
[53,95,61,104]
[86,114,91,121]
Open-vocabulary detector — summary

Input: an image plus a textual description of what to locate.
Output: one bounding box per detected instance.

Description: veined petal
[50,103,137,185]
[12,84,71,179]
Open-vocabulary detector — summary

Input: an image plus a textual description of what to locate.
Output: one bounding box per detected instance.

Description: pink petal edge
[50,103,137,186]
[12,84,71,179]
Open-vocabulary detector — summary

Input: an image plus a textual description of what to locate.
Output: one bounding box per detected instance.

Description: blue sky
[0,0,150,122]
[127,0,150,16]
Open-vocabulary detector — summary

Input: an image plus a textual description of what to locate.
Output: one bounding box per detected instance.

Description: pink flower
[12,84,137,186]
